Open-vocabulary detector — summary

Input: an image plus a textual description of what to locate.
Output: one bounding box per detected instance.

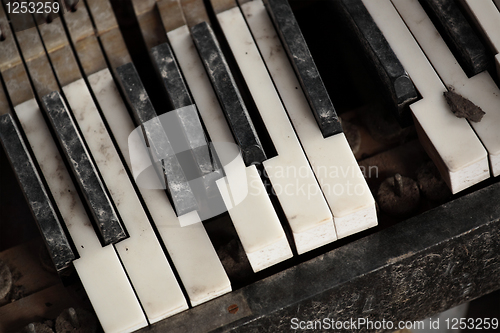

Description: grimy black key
[41,92,127,246]
[419,0,490,76]
[263,0,342,138]
[190,22,267,166]
[116,62,198,216]
[151,43,224,199]
[336,0,418,126]
[0,113,76,270]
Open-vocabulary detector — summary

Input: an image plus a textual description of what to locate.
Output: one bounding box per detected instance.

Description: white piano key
[87,68,231,306]
[392,0,500,177]
[215,6,335,254]
[14,98,147,333]
[61,79,188,322]
[361,0,489,194]
[168,25,293,271]
[240,0,376,238]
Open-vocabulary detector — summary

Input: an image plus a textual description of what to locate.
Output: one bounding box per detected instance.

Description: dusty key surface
[0,114,75,271]
[41,92,126,246]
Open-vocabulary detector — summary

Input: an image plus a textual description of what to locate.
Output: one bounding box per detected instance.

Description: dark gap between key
[109,0,171,115]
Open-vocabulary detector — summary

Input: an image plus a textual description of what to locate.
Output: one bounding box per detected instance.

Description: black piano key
[419,0,490,76]
[190,22,267,166]
[151,43,224,192]
[336,0,418,126]
[116,62,198,216]
[263,0,342,138]
[0,113,76,270]
[41,92,127,246]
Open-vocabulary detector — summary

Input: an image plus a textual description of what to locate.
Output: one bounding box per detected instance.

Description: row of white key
[238,0,377,238]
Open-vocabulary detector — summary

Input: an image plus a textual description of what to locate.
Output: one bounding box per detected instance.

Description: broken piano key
[116,62,198,216]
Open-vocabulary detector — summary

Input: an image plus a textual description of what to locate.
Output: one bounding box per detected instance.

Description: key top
[41,92,126,246]
[263,0,342,138]
[362,0,489,193]
[212,0,336,253]
[0,113,75,271]
[419,0,490,76]
[116,62,198,216]
[190,21,267,166]
[335,0,418,125]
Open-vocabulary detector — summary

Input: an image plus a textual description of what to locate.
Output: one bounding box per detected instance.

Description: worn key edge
[41,91,127,246]
[263,0,342,137]
[0,113,76,271]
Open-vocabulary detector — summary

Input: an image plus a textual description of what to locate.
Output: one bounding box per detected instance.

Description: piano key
[41,92,126,246]
[418,0,490,76]
[262,0,342,138]
[14,98,147,333]
[391,0,500,177]
[0,114,75,272]
[361,0,489,194]
[240,0,377,238]
[459,0,500,81]
[150,43,225,208]
[212,0,336,253]
[164,0,292,271]
[116,62,198,216]
[80,0,232,306]
[189,21,267,166]
[334,0,418,125]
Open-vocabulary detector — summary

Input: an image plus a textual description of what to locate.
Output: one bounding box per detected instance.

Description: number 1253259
[6,2,60,14]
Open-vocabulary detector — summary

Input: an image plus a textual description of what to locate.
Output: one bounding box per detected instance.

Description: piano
[0,0,499,332]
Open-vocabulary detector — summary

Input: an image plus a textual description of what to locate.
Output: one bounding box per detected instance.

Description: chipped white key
[15,99,146,333]
[240,0,376,238]
[61,79,187,322]
[459,1,500,85]
[361,0,488,194]
[392,0,500,177]
[87,68,231,306]
[168,25,292,271]
[215,5,335,254]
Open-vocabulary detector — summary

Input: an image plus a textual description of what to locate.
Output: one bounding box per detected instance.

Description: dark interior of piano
[0,0,499,332]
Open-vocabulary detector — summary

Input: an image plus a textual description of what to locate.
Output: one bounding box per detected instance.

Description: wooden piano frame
[134,180,500,332]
